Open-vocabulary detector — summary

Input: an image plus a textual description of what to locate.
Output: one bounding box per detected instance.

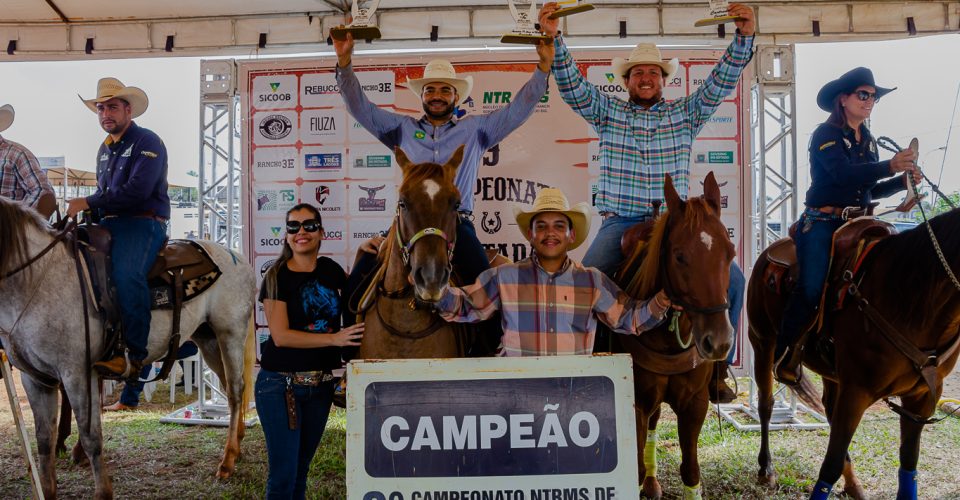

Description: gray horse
[0,197,256,499]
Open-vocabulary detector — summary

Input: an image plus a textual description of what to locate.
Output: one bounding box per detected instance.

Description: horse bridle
[393,202,456,268]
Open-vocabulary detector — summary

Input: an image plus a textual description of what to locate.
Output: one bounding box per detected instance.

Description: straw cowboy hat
[611,43,679,80]
[513,188,592,250]
[0,104,14,133]
[816,67,895,112]
[79,77,149,118]
[406,60,474,106]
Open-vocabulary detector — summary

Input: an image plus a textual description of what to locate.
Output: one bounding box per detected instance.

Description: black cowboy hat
[816,67,896,112]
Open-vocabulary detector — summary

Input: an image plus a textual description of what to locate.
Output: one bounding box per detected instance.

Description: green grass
[2,377,959,499]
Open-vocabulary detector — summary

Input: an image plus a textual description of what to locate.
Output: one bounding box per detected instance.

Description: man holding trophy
[538,1,756,402]
[333,28,553,341]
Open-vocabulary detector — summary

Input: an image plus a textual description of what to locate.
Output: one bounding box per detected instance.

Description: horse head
[393,145,463,302]
[659,172,734,360]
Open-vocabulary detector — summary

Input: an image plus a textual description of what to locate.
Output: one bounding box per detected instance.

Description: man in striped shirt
[436,188,672,356]
[0,104,56,218]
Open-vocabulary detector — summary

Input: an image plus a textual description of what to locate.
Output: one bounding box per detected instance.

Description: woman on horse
[774,67,921,384]
[257,203,364,499]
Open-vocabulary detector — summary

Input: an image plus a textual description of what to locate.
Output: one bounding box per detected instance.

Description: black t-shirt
[258,257,346,372]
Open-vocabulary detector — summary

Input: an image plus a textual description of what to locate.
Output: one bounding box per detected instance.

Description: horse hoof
[757,471,777,489]
[842,483,866,500]
[641,477,662,499]
[71,444,88,465]
[216,464,235,479]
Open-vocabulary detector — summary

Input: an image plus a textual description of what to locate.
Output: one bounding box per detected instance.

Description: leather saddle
[77,225,221,379]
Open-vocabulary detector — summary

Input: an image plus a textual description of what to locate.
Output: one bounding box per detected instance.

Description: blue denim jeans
[778,208,845,354]
[119,342,200,406]
[583,215,745,362]
[255,369,335,500]
[102,216,167,362]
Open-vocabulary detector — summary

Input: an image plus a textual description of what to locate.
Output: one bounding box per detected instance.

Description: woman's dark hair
[825,92,848,127]
[262,203,323,300]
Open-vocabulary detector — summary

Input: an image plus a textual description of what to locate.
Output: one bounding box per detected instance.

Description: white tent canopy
[0,1,957,60]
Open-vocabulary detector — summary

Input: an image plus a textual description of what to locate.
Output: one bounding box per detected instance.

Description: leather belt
[601,211,619,220]
[278,370,335,386]
[812,206,866,220]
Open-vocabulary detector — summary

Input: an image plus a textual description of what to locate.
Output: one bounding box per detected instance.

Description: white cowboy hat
[79,77,149,118]
[406,60,473,106]
[513,188,592,250]
[611,43,679,80]
[0,104,14,133]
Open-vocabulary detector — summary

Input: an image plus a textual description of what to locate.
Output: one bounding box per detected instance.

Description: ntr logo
[316,185,330,205]
[480,211,502,235]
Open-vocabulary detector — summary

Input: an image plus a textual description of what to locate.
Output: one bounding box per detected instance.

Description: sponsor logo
[474,177,550,204]
[259,227,284,248]
[259,259,276,277]
[480,211,502,235]
[706,116,734,124]
[596,83,627,93]
[353,231,382,239]
[258,82,292,103]
[256,190,295,211]
[358,184,387,212]
[304,84,339,94]
[256,157,295,169]
[692,78,706,86]
[315,185,341,213]
[361,82,393,93]
[605,73,616,83]
[322,229,343,241]
[304,153,341,170]
[259,115,293,140]
[366,155,391,168]
[309,115,337,133]
[414,130,426,140]
[482,91,512,104]
[708,151,734,163]
[667,76,682,87]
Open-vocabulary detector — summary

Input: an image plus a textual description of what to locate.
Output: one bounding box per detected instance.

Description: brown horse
[614,172,735,498]
[747,209,960,498]
[355,146,467,359]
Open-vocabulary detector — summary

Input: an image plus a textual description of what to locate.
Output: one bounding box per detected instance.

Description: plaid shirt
[552,34,754,217]
[0,136,54,208]
[437,255,663,356]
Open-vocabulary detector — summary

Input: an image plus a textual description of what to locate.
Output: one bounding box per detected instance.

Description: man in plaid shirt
[538,2,755,401]
[436,188,672,356]
[0,104,56,218]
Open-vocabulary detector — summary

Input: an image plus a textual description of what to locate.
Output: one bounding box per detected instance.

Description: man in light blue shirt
[334,30,551,294]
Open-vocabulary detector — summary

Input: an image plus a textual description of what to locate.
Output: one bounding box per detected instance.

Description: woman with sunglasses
[773,67,921,385]
[257,203,364,499]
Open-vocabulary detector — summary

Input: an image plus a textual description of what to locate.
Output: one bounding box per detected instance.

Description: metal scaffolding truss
[751,44,799,261]
[198,60,243,252]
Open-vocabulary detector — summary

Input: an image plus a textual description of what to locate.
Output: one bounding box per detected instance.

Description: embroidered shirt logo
[142,151,158,158]
[414,130,426,140]
[121,147,133,158]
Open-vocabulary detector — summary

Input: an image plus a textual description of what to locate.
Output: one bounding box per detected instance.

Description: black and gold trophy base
[548,4,595,19]
[330,25,382,41]
[693,15,740,28]
[500,33,553,45]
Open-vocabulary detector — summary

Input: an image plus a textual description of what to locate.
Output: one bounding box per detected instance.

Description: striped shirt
[0,136,54,208]
[436,255,663,357]
[552,34,754,217]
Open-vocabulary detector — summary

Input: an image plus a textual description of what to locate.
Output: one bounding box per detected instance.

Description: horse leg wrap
[680,482,701,500]
[810,480,833,500]
[643,433,657,478]
[896,468,918,500]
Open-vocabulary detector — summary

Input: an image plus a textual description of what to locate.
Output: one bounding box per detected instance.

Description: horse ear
[664,173,684,216]
[445,145,465,174]
[395,147,412,173]
[703,171,722,215]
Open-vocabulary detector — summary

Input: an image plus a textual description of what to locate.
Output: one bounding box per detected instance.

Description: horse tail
[241,315,256,412]
[794,374,825,415]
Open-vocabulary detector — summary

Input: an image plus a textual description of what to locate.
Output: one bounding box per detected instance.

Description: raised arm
[435,267,503,323]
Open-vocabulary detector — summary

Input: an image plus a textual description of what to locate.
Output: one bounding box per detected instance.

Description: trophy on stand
[547,0,595,19]
[500,0,552,45]
[694,0,739,27]
[330,0,382,41]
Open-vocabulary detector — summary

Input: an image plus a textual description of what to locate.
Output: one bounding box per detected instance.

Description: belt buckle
[841,206,856,220]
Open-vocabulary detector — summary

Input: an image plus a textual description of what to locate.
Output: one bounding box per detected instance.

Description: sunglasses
[853,90,879,102]
[285,219,322,234]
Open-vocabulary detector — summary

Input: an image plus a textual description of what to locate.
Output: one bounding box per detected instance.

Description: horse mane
[622,197,715,299]
[867,208,960,315]
[0,197,51,281]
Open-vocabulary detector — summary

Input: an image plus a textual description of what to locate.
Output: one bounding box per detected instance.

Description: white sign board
[346,355,639,499]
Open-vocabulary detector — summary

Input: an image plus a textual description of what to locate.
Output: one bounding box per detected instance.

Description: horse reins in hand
[876,136,960,292]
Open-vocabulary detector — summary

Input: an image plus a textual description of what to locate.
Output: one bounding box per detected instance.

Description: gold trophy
[694,0,739,27]
[501,0,552,45]
[330,0,382,41]
[547,0,595,19]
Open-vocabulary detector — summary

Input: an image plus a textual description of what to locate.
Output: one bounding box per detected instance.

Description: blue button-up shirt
[552,34,753,217]
[87,121,170,219]
[336,64,548,212]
